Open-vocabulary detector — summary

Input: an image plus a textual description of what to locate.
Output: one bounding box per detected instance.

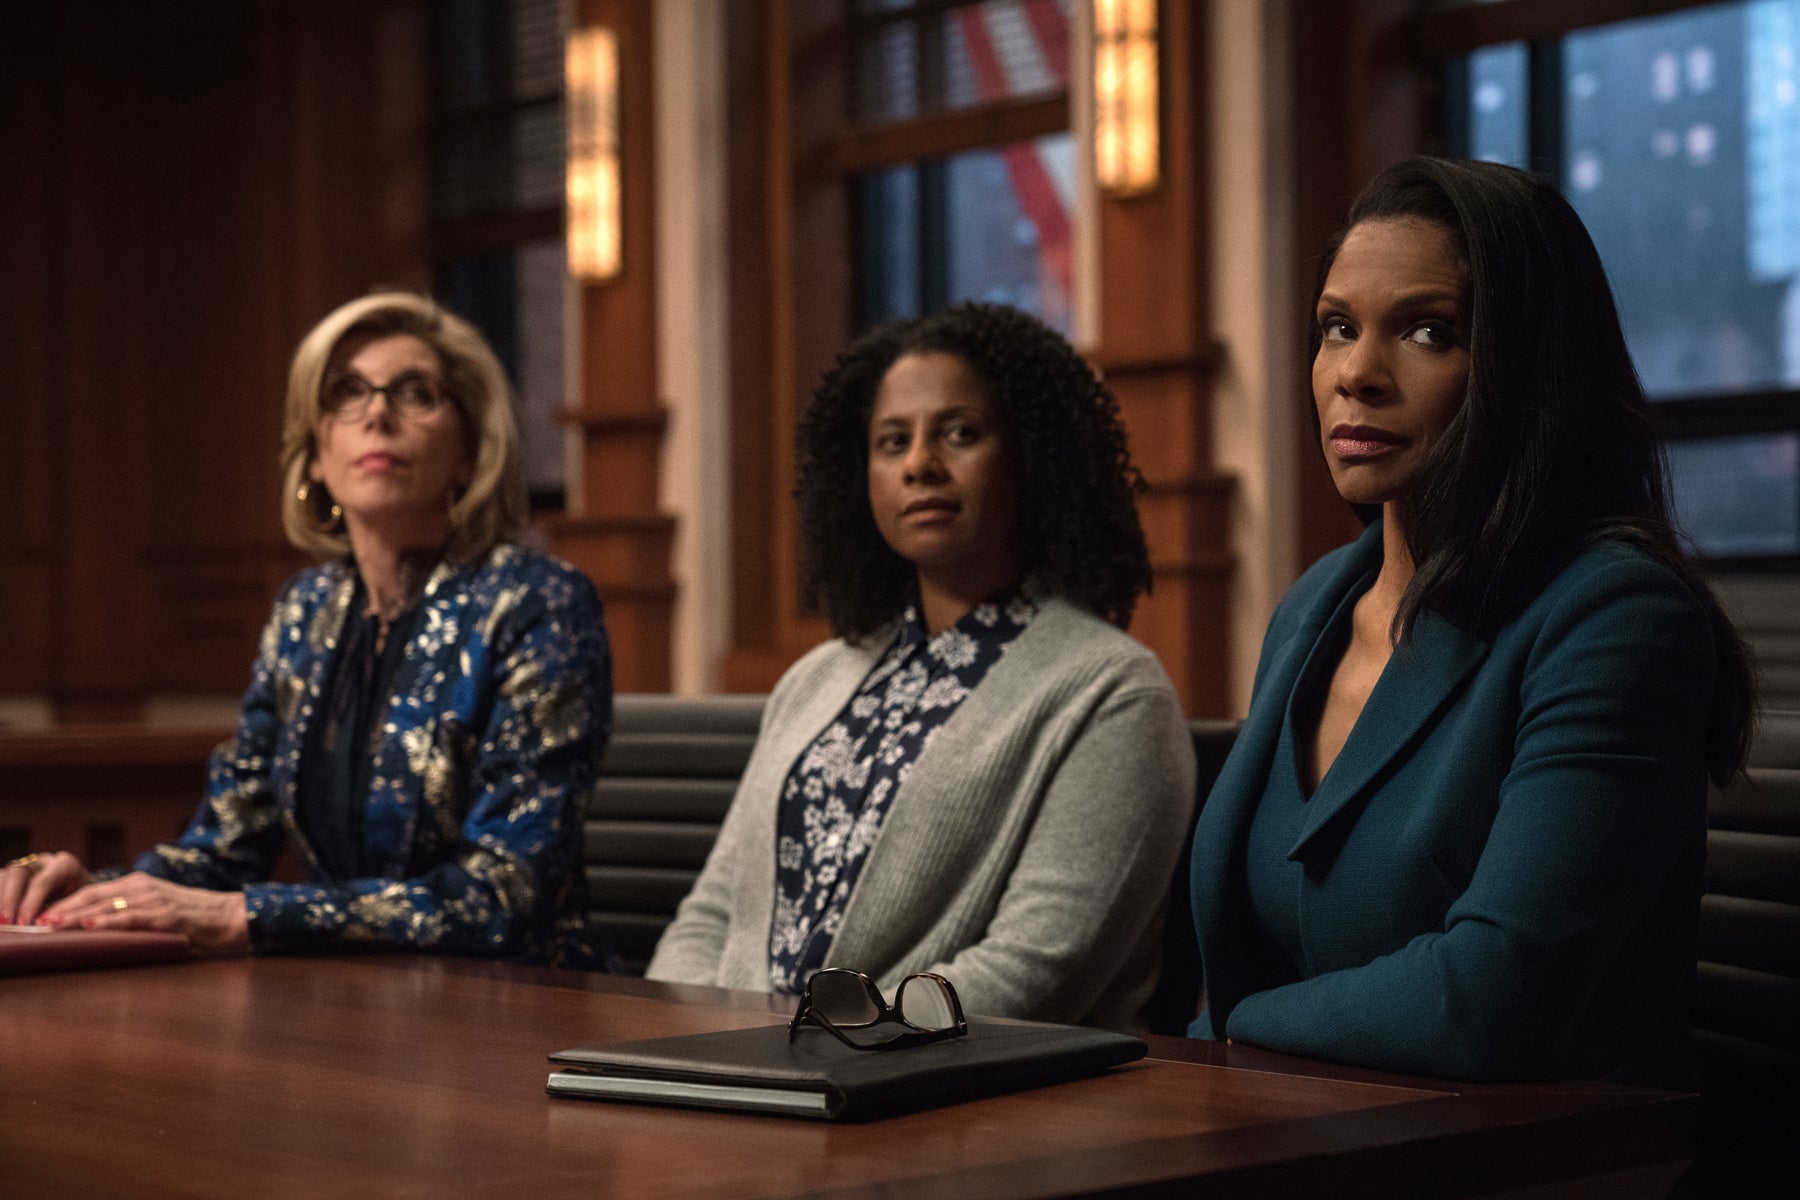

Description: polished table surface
[1,956,1694,1198]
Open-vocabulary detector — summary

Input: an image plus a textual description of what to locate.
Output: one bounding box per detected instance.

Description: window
[832,1,1075,336]
[433,0,568,508]
[856,134,1075,332]
[1441,0,1800,562]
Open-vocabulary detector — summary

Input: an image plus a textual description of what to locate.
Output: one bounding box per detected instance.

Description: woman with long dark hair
[1189,157,1752,1083]
[649,302,1195,1026]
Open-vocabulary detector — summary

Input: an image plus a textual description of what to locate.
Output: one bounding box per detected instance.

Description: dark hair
[796,302,1151,638]
[1312,156,1752,782]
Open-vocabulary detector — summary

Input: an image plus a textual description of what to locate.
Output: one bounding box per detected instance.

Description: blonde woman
[1,293,612,965]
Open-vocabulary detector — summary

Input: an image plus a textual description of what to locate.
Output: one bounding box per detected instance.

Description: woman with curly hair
[648,302,1195,1027]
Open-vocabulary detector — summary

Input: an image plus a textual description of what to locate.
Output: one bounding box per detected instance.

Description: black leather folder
[546,1020,1146,1120]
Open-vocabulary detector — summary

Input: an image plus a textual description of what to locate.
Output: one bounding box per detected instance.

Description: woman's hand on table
[39,873,251,955]
[1,851,91,926]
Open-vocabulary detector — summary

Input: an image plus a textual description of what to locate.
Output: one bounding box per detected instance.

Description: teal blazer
[1189,521,1713,1083]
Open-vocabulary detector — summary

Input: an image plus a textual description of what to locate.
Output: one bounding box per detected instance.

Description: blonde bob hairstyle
[279,291,527,565]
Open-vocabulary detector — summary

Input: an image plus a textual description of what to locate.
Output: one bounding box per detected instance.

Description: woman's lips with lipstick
[355,451,402,472]
[1329,424,1407,460]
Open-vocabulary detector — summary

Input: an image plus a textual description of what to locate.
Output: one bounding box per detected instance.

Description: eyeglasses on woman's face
[787,968,969,1051]
[321,369,452,424]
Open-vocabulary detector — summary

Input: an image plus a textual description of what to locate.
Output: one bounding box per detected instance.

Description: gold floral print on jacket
[135,545,613,967]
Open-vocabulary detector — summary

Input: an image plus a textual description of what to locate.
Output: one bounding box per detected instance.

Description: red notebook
[0,925,190,975]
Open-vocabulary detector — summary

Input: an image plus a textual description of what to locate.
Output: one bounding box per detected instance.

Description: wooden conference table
[1,955,1694,1198]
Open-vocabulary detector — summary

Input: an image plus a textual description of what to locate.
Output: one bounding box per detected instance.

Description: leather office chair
[584,694,764,974]
[1685,709,1800,1194]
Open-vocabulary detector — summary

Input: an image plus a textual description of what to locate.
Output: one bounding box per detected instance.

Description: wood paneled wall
[0,0,433,720]
[550,0,677,694]
[720,0,837,692]
[0,728,222,869]
[1094,0,1234,717]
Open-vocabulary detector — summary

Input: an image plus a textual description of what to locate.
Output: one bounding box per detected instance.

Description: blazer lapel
[1202,527,1383,850]
[1190,534,1377,1020]
[1194,606,1322,871]
[1291,607,1489,857]
[271,563,354,880]
[1209,586,1338,816]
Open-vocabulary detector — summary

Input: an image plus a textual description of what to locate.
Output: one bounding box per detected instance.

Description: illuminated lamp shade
[566,27,621,281]
[1093,0,1159,196]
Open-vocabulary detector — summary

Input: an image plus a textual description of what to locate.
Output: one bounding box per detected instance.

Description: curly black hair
[795,302,1151,639]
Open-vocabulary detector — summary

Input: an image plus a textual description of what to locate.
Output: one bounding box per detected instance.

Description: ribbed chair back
[1688,710,1800,1193]
[584,694,764,975]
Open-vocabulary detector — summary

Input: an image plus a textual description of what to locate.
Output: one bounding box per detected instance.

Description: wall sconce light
[1093,0,1159,196]
[566,26,621,281]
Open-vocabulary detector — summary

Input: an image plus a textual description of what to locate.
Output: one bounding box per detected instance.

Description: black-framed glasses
[787,968,968,1051]
[321,370,451,423]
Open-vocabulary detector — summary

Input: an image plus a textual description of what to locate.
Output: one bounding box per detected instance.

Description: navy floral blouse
[768,588,1040,992]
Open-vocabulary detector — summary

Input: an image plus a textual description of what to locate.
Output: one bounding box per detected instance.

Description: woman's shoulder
[769,595,1176,702]
[744,632,893,740]
[271,559,349,614]
[458,544,603,614]
[1031,594,1144,648]
[1016,596,1178,693]
[1493,537,1715,672]
[771,631,890,695]
[1528,538,1707,623]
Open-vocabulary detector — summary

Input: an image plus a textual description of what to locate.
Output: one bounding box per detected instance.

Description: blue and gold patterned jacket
[137,545,612,966]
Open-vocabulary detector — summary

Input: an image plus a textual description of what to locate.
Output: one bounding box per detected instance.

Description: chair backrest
[1140,718,1240,1036]
[584,694,764,974]
[1688,709,1800,1191]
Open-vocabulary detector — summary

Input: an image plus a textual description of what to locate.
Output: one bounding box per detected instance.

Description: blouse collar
[891,579,1042,656]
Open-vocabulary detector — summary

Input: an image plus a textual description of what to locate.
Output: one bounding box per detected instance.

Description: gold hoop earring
[298,482,343,529]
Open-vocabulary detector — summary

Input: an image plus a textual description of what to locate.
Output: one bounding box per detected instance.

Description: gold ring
[5,853,44,873]
[111,896,129,912]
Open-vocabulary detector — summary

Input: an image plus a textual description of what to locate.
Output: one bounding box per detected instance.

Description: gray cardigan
[646,598,1197,1028]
